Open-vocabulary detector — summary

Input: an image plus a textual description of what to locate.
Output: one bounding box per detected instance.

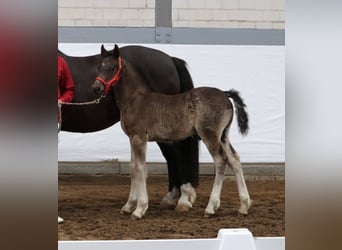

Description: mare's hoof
[190,193,197,204]
[120,209,132,215]
[160,199,176,210]
[130,213,142,220]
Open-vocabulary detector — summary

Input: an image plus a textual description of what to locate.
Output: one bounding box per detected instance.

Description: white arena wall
[58,43,284,164]
[59,228,285,250]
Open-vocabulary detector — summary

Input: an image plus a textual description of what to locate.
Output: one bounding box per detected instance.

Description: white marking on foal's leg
[205,164,225,217]
[120,186,137,215]
[160,187,179,209]
[121,173,138,214]
[131,179,148,220]
[126,171,148,219]
[121,137,149,219]
[236,168,252,215]
[227,150,252,215]
[203,142,228,217]
[175,183,196,212]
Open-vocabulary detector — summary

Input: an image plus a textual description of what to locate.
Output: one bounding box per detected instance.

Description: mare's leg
[176,182,197,211]
[121,135,149,219]
[226,143,252,214]
[158,139,198,211]
[184,135,200,189]
[178,135,199,205]
[158,142,181,209]
[175,136,198,211]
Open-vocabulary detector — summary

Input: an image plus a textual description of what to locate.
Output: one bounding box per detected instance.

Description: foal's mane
[104,47,160,92]
[108,50,151,91]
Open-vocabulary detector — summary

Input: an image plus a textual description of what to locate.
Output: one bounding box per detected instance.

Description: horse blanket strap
[60,95,105,106]
[95,57,122,95]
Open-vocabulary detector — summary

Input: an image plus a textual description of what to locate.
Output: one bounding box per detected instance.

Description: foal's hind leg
[121,136,149,219]
[197,130,228,216]
[204,143,228,216]
[226,143,252,214]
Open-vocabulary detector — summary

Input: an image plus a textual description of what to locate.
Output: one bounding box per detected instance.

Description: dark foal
[92,45,252,219]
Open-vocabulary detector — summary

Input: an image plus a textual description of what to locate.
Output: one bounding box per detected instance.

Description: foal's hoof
[238,199,253,215]
[204,211,216,218]
[120,203,136,215]
[204,206,218,217]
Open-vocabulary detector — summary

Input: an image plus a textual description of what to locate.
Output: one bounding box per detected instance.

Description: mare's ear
[113,44,120,58]
[101,44,107,56]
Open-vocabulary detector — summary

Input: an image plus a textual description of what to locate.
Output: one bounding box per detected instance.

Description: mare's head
[92,44,122,97]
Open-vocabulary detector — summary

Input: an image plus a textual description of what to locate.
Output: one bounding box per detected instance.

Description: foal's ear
[113,44,120,58]
[101,44,107,56]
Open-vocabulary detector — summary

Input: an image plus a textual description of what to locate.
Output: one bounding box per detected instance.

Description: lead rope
[58,94,105,132]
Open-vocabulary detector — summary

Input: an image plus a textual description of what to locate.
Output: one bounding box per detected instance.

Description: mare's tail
[172,57,195,92]
[172,57,199,187]
[224,89,249,136]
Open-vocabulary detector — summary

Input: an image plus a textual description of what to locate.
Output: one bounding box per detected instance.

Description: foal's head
[92,44,122,97]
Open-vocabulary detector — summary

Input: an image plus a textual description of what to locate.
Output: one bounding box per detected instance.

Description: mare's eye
[108,66,115,71]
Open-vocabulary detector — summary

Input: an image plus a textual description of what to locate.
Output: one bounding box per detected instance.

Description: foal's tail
[224,89,249,136]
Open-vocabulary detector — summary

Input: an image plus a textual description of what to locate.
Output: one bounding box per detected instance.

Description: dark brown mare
[58,45,199,209]
[92,44,252,219]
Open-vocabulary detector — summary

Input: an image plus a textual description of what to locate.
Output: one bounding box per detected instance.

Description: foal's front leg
[121,135,148,219]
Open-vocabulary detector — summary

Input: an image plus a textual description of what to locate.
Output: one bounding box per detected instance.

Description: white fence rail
[58,228,285,250]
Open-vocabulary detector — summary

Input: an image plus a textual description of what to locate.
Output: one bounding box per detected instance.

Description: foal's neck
[113,59,150,107]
